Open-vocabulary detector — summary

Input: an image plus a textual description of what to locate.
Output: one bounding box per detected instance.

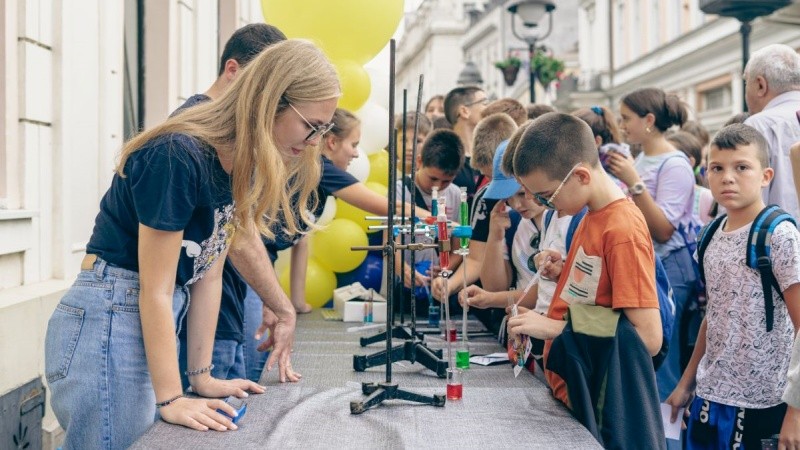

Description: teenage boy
[666,124,800,449]
[395,129,465,296]
[444,86,488,206]
[506,112,663,403]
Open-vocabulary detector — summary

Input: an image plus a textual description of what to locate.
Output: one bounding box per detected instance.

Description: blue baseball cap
[483,140,521,200]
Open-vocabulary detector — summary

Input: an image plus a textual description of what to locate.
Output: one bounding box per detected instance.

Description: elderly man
[743,44,800,218]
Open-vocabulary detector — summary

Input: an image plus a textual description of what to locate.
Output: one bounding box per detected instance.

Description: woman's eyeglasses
[288,103,335,142]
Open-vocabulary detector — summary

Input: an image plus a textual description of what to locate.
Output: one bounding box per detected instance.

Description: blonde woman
[44,40,340,448]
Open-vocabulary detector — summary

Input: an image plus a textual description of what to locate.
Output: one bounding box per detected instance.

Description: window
[649,0,660,52]
[701,85,732,111]
[123,0,143,140]
[613,0,626,67]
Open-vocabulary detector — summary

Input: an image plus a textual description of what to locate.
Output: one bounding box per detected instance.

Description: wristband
[185,364,214,377]
[155,394,184,409]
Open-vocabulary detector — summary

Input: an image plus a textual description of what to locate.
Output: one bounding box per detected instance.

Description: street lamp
[457,61,484,86]
[507,0,556,103]
[699,0,791,112]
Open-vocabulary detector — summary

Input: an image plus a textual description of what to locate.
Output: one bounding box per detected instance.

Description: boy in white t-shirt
[666,124,800,449]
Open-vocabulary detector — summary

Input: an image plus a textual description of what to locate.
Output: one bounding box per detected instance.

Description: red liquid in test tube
[437,217,449,270]
[447,328,457,342]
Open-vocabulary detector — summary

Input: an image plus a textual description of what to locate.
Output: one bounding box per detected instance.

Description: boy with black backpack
[666,124,800,449]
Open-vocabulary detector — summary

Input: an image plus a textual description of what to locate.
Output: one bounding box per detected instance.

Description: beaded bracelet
[155,394,184,409]
[185,364,215,377]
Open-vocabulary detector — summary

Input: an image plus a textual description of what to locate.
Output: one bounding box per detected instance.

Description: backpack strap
[565,207,588,253]
[544,210,555,233]
[403,175,430,212]
[696,214,726,286]
[747,205,797,332]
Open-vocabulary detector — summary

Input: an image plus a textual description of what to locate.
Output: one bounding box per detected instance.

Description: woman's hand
[606,151,640,187]
[159,396,241,432]
[190,374,266,399]
[488,200,511,242]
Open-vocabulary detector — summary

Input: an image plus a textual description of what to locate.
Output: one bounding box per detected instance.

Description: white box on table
[333,282,387,323]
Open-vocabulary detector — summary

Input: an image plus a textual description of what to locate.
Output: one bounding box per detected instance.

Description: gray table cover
[132,311,601,449]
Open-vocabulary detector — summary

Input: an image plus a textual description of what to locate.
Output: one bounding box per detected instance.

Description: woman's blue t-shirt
[86,133,235,287]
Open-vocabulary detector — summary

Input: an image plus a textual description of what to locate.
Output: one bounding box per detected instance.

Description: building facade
[396,0,579,110]
[0,1,265,447]
[567,0,800,133]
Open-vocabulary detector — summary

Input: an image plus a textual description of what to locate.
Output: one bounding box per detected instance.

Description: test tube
[459,187,469,249]
[436,214,449,270]
[431,186,439,216]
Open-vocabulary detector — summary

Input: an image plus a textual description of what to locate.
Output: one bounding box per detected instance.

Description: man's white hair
[744,44,800,94]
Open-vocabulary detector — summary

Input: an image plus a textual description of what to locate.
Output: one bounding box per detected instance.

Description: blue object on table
[217,396,247,424]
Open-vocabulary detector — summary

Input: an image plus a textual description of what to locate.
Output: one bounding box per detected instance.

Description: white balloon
[316,195,338,226]
[356,101,390,155]
[346,147,371,182]
[365,65,390,111]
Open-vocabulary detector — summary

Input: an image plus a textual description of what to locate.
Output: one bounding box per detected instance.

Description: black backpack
[696,205,796,332]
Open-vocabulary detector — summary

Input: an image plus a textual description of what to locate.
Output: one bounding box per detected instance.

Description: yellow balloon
[335,181,388,233]
[279,256,337,309]
[261,0,404,65]
[334,60,370,112]
[310,218,368,273]
[367,150,390,187]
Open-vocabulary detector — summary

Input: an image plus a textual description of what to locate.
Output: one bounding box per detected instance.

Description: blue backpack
[545,207,676,369]
[696,205,796,332]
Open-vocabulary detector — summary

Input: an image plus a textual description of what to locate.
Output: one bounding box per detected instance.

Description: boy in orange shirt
[507,113,663,406]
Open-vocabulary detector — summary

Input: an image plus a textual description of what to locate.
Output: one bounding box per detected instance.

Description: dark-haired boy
[507,113,663,445]
[395,129,465,297]
[666,124,800,449]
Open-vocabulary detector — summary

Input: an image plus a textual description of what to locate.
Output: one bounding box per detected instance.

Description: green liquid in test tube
[459,187,469,248]
[431,186,439,216]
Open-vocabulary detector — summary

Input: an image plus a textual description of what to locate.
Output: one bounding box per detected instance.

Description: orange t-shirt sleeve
[605,238,659,310]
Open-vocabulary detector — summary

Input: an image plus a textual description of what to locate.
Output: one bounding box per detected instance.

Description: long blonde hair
[116,40,340,239]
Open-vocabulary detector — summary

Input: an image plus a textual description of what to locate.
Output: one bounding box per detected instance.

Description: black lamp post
[457,61,484,86]
[699,0,791,112]
[507,0,556,103]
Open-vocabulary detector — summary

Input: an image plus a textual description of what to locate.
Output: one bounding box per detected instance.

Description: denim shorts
[45,257,188,450]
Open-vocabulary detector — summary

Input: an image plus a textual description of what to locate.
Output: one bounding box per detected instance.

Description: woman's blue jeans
[45,258,188,450]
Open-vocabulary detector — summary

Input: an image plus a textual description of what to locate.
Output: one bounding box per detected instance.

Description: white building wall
[573,0,800,132]
[0,1,267,447]
[396,0,470,103]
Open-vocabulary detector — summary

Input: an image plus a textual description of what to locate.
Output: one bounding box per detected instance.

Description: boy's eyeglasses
[288,103,335,142]
[533,163,581,210]
[465,97,489,107]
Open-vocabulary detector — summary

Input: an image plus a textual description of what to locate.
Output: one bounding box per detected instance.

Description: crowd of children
[43,18,800,449]
[399,64,800,447]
